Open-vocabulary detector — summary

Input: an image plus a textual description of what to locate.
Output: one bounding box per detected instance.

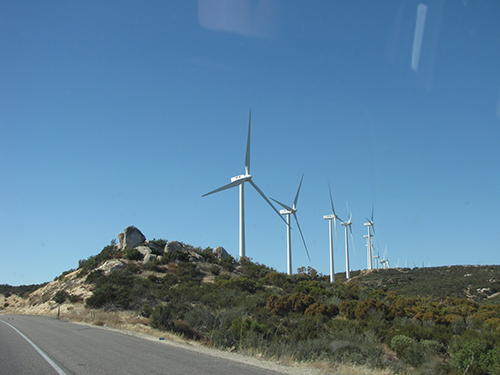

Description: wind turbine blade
[245,109,251,175]
[371,204,374,223]
[328,180,338,217]
[202,179,243,197]
[249,180,287,225]
[293,174,304,210]
[373,227,380,254]
[270,197,293,212]
[293,213,310,262]
[349,225,356,255]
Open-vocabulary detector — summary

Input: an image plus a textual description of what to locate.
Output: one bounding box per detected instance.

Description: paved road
[0,315,286,375]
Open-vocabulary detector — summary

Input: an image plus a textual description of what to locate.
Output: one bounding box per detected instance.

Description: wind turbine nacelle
[231,174,251,182]
[323,214,336,220]
[279,209,293,215]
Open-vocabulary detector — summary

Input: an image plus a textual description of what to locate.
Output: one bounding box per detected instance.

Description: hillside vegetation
[2,239,500,375]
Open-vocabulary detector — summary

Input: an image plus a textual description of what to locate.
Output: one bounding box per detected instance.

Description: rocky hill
[2,225,500,375]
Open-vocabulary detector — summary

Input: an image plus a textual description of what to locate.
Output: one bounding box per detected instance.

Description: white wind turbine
[270,174,310,275]
[364,206,375,270]
[380,245,390,269]
[202,110,285,260]
[323,182,343,283]
[373,251,380,269]
[340,203,354,279]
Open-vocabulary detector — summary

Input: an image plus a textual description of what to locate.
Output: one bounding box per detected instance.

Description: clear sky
[1,1,499,285]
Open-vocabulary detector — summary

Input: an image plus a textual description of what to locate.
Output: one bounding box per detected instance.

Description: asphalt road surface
[0,315,288,375]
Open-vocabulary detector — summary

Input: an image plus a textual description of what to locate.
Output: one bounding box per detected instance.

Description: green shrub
[125,248,144,261]
[210,265,220,276]
[172,320,203,340]
[68,294,83,303]
[141,304,153,318]
[125,263,141,274]
[390,334,426,368]
[78,243,118,274]
[53,290,69,304]
[420,339,446,355]
[200,247,216,263]
[85,269,104,284]
[176,262,198,279]
[85,269,143,309]
[239,257,274,280]
[216,277,261,293]
[149,238,167,249]
[263,272,288,287]
[150,302,191,331]
[450,339,497,374]
[184,307,216,334]
[218,256,235,272]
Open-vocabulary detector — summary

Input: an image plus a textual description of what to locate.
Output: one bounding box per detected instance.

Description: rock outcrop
[143,253,160,264]
[164,241,184,253]
[97,259,127,275]
[118,226,146,250]
[214,247,229,260]
[135,245,152,257]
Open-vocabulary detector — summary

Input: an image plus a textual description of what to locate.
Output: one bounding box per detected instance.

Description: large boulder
[214,247,229,260]
[118,226,146,250]
[145,241,164,256]
[135,246,152,257]
[97,259,127,275]
[164,241,184,253]
[143,253,160,265]
[187,250,205,263]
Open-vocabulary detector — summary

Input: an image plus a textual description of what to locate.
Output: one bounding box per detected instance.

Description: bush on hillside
[53,290,69,304]
[85,269,146,310]
[78,242,119,274]
[125,248,144,261]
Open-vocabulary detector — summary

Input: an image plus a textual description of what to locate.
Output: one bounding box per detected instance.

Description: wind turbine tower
[340,205,354,279]
[373,250,380,269]
[364,207,375,270]
[323,182,342,283]
[271,174,310,275]
[202,110,285,259]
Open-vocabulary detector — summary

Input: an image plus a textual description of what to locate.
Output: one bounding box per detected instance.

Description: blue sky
[1,1,499,285]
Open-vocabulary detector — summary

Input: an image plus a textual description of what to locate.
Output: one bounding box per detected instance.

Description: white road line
[0,319,68,375]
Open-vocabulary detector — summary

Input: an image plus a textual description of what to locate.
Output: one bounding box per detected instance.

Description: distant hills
[345,265,500,302]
